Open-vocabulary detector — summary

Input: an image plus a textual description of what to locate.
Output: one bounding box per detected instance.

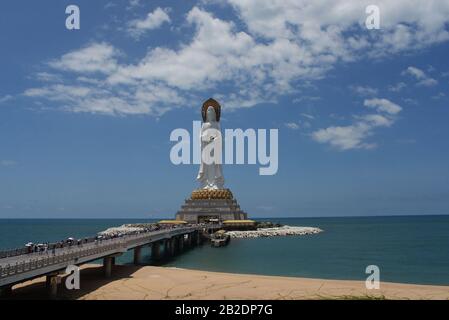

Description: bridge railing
[0,226,199,280]
[0,240,125,279]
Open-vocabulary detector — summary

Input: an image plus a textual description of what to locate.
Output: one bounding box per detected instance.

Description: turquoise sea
[0,216,448,285]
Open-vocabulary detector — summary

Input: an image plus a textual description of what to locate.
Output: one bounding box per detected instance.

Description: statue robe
[196,109,224,190]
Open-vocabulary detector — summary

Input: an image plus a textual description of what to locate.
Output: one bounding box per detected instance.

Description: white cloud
[312,123,376,150]
[402,98,418,105]
[104,2,117,10]
[127,0,141,10]
[417,78,438,87]
[402,66,438,87]
[388,82,406,92]
[226,0,449,55]
[0,95,13,104]
[34,72,62,82]
[24,82,183,116]
[285,122,300,130]
[364,98,402,115]
[23,2,449,116]
[357,114,394,127]
[293,96,322,104]
[48,43,119,74]
[300,113,315,120]
[403,66,427,79]
[92,7,327,112]
[350,85,378,96]
[432,92,446,100]
[312,98,401,150]
[24,85,91,101]
[128,7,171,39]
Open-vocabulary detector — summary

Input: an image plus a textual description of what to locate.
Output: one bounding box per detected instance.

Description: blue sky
[0,0,448,218]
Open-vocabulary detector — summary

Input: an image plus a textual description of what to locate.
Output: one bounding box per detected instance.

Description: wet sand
[6,264,449,300]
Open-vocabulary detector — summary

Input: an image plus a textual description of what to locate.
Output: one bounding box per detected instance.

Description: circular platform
[191,188,234,200]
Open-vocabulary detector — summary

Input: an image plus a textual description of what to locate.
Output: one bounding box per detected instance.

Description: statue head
[206,106,216,122]
[202,98,221,122]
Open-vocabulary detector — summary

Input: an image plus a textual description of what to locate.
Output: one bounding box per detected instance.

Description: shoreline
[6,264,449,300]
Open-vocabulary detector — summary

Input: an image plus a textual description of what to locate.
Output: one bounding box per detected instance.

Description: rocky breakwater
[98,224,150,237]
[226,226,323,239]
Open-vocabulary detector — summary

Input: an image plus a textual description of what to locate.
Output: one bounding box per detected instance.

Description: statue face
[206,106,216,122]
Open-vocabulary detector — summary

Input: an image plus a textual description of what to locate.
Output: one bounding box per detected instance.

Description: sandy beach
[5,264,449,300]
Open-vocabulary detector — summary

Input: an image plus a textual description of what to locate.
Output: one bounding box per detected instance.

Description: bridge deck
[0,225,219,288]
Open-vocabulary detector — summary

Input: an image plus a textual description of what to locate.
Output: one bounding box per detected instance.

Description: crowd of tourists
[0,222,202,259]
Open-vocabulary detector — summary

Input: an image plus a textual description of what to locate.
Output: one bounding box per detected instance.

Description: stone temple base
[176,189,248,223]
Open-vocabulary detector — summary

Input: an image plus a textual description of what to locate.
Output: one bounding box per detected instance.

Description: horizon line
[0,213,448,220]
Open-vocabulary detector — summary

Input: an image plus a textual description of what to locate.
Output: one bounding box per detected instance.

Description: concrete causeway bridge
[0,224,220,298]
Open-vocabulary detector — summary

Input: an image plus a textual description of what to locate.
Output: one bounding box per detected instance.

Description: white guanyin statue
[196,99,225,190]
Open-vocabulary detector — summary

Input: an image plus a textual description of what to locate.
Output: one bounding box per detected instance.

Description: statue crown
[202,98,221,122]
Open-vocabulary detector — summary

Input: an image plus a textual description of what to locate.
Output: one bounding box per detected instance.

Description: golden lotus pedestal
[190,188,234,200]
[176,189,248,223]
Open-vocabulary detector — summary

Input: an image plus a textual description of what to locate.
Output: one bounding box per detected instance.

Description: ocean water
[0,216,448,285]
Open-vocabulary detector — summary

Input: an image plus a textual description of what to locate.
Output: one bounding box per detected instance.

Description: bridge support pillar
[152,241,161,260]
[178,235,184,252]
[190,232,196,247]
[46,274,61,299]
[103,257,113,278]
[133,246,142,265]
[0,285,12,298]
[170,238,176,256]
[164,240,171,258]
[191,232,196,246]
[187,233,193,247]
[173,236,178,252]
[196,231,203,245]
